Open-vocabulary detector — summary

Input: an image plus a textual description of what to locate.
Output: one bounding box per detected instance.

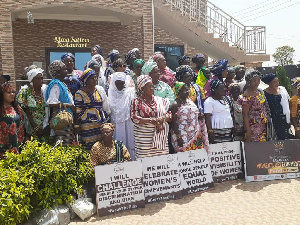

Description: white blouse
[204,97,233,129]
[46,84,74,105]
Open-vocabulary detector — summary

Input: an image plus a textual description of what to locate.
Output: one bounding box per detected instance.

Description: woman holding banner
[204,79,234,144]
[130,75,172,159]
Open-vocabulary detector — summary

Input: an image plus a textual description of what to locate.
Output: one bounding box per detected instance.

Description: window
[46,48,91,78]
[154,44,184,71]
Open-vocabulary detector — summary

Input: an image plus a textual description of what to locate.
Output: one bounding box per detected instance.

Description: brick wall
[12,19,144,79]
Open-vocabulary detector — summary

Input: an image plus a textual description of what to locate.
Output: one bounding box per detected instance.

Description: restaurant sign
[54,37,90,48]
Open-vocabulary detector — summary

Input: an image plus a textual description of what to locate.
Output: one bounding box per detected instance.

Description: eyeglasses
[118,65,127,68]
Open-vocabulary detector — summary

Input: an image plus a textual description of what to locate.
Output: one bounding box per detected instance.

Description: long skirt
[134,123,169,159]
[54,126,75,146]
[80,122,102,151]
[213,128,233,143]
[113,119,135,160]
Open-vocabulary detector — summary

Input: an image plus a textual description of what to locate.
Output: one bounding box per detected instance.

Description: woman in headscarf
[290,77,300,138]
[130,75,172,159]
[91,45,103,57]
[107,59,135,88]
[17,68,49,141]
[175,65,209,151]
[262,73,291,140]
[87,56,106,89]
[74,69,110,150]
[178,55,190,66]
[131,59,145,86]
[224,67,235,88]
[171,82,204,152]
[104,49,120,81]
[204,79,234,144]
[204,59,228,98]
[152,52,176,88]
[240,70,271,142]
[61,53,82,96]
[142,58,175,106]
[0,84,24,158]
[90,123,131,168]
[45,60,76,146]
[108,72,136,160]
[125,48,141,71]
[192,53,208,89]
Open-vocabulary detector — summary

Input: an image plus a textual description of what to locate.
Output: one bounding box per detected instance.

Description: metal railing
[161,0,266,54]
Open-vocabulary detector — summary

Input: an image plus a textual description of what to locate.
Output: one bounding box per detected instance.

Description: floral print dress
[0,106,24,158]
[171,99,203,152]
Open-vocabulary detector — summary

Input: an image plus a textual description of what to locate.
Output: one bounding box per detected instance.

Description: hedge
[0,140,94,225]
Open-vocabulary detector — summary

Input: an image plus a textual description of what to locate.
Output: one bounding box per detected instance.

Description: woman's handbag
[50,103,73,130]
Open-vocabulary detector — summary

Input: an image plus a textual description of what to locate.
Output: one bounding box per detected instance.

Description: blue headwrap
[262,73,277,85]
[80,69,97,85]
[93,45,103,56]
[210,59,228,77]
[61,53,75,63]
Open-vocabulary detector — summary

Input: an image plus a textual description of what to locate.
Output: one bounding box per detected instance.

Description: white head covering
[91,54,106,88]
[108,72,135,124]
[27,68,44,82]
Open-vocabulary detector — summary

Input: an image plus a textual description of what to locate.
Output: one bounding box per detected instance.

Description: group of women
[1,47,300,167]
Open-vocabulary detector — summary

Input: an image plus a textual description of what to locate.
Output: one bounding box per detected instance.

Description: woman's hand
[74,126,81,135]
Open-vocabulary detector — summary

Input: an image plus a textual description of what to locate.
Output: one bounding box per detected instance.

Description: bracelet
[74,125,80,128]
[208,129,214,133]
[296,127,300,131]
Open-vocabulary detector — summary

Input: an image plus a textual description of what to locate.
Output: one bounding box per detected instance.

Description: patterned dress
[75,86,109,151]
[131,96,170,159]
[17,84,48,140]
[290,95,300,126]
[64,70,82,97]
[0,106,24,158]
[240,93,268,142]
[171,99,203,152]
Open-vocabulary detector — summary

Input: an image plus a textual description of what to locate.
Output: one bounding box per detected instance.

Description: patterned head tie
[176,65,194,81]
[191,53,205,63]
[152,53,165,63]
[291,77,300,89]
[178,55,190,65]
[100,123,115,132]
[107,49,120,63]
[245,69,262,84]
[48,60,65,77]
[133,59,145,69]
[93,45,103,56]
[80,68,96,85]
[141,58,157,75]
[125,48,139,64]
[173,82,187,98]
[137,75,152,93]
[210,79,224,93]
[61,53,75,63]
[261,73,277,85]
[210,59,228,76]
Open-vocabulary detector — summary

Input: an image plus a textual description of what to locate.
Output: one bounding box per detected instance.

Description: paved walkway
[70,178,300,225]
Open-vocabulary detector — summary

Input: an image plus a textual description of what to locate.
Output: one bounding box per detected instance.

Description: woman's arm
[204,113,214,144]
[170,101,183,147]
[242,104,251,141]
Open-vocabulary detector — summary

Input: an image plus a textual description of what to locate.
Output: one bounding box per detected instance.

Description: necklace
[31,86,44,105]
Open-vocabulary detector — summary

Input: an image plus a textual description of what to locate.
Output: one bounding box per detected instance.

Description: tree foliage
[276,66,292,95]
[272,45,295,66]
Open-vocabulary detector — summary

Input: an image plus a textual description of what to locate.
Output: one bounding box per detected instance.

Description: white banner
[95,161,145,216]
[209,141,243,182]
[177,149,214,196]
[141,154,182,203]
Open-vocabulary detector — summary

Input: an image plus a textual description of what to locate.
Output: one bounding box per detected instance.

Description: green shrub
[0,140,94,225]
[276,66,292,95]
